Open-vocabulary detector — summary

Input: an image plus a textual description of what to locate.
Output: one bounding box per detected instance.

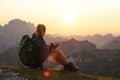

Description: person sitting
[31,24,79,72]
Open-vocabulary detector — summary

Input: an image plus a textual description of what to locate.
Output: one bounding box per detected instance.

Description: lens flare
[43,71,50,77]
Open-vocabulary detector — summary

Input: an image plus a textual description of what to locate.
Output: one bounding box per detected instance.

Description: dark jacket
[32,33,47,67]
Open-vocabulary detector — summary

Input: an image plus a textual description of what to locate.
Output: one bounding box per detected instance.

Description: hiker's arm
[36,40,46,54]
[36,40,47,61]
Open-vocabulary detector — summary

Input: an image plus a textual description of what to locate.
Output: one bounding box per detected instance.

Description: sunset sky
[0,0,120,36]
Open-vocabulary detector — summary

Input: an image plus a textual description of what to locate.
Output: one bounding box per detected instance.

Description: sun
[64,13,75,25]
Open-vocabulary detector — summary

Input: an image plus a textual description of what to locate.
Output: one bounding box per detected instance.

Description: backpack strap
[32,38,38,42]
[31,33,39,42]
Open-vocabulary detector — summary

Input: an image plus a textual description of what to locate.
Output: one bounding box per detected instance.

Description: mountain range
[67,33,115,49]
[0,38,120,78]
[0,19,120,54]
[0,19,120,78]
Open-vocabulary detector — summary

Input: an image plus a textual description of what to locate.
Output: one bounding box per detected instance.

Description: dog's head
[49,43,59,52]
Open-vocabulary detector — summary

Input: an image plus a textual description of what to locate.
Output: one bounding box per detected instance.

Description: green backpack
[19,35,38,66]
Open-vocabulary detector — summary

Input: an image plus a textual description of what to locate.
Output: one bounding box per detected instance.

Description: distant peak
[94,34,101,37]
[8,19,26,25]
[106,33,114,37]
[80,40,96,46]
[69,38,77,42]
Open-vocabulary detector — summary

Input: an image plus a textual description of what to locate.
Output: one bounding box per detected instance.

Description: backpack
[19,35,38,66]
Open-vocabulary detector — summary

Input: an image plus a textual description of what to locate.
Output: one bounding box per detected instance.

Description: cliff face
[0,19,35,53]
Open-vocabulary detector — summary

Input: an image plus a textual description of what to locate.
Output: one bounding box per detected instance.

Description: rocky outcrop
[0,19,35,53]
[0,65,29,80]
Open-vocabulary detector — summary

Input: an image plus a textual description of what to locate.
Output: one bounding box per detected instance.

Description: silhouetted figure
[31,24,79,71]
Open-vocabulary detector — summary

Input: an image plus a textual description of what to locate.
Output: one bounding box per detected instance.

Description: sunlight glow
[64,13,75,25]
[0,0,120,35]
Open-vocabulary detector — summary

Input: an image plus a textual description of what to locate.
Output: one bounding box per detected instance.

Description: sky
[0,0,120,36]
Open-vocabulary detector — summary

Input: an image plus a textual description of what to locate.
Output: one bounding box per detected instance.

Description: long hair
[35,24,46,38]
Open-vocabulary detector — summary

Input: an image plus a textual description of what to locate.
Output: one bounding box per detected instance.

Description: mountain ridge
[102,37,120,49]
[0,19,119,53]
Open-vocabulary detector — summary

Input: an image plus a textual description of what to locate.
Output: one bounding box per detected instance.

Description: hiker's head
[35,24,46,37]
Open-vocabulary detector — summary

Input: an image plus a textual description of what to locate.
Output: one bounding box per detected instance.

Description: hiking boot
[64,62,79,72]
